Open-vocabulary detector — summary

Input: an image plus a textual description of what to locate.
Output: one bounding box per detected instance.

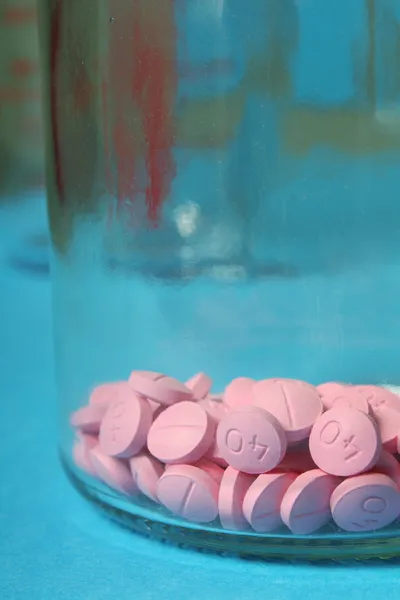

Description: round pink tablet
[205,440,229,468]
[331,473,400,532]
[165,459,224,483]
[157,464,219,523]
[373,450,400,488]
[357,386,400,452]
[73,433,98,477]
[198,399,230,466]
[129,453,164,501]
[198,397,230,424]
[278,447,317,473]
[253,378,323,443]
[147,401,215,464]
[129,372,193,406]
[194,459,224,484]
[129,373,166,416]
[89,381,129,405]
[185,373,212,400]
[309,407,381,476]
[224,377,255,409]
[73,442,95,477]
[317,381,350,396]
[369,407,400,453]
[243,471,297,532]
[218,467,254,530]
[129,370,164,382]
[70,403,109,434]
[317,383,369,414]
[77,431,98,447]
[280,469,339,534]
[89,446,138,496]
[147,399,164,418]
[216,406,287,474]
[99,393,153,458]
[209,393,224,402]
[357,385,400,413]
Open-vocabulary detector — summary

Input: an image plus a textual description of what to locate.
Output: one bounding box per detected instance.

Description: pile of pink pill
[70,373,400,535]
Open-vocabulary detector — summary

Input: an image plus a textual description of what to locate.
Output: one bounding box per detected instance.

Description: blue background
[2,197,400,600]
[2,1,400,595]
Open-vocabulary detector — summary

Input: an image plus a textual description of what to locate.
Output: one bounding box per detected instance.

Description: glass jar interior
[39,0,400,559]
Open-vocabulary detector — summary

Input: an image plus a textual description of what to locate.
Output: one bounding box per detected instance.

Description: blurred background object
[0,0,45,197]
[0,0,49,274]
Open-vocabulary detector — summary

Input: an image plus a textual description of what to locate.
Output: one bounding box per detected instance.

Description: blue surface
[3,4,400,596]
[1,199,400,600]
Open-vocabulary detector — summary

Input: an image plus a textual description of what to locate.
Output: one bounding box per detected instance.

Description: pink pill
[281,469,339,534]
[77,431,98,446]
[370,407,400,453]
[73,433,98,477]
[147,399,164,418]
[278,447,317,473]
[129,372,193,406]
[89,381,129,405]
[185,372,212,400]
[129,453,164,501]
[209,393,224,402]
[147,401,215,464]
[309,407,381,476]
[89,446,138,496]
[128,372,165,415]
[357,387,400,453]
[164,459,224,483]
[224,377,255,409]
[357,385,400,413]
[331,473,400,532]
[156,464,219,523]
[205,442,229,468]
[317,383,369,414]
[253,378,323,443]
[99,393,153,458]
[198,397,231,424]
[216,406,287,474]
[317,381,350,396]
[194,459,224,484]
[73,442,94,476]
[70,403,108,434]
[243,471,297,532]
[197,400,230,466]
[130,370,164,382]
[373,450,400,488]
[128,371,165,404]
[218,467,254,530]
[90,380,162,418]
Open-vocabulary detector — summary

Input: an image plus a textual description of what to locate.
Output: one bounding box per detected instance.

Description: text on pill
[320,421,361,461]
[225,429,269,461]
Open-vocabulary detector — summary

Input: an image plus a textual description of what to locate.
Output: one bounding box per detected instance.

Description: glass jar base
[62,452,400,561]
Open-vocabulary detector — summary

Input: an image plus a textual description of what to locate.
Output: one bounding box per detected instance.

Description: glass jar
[0,0,45,196]
[40,0,400,560]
